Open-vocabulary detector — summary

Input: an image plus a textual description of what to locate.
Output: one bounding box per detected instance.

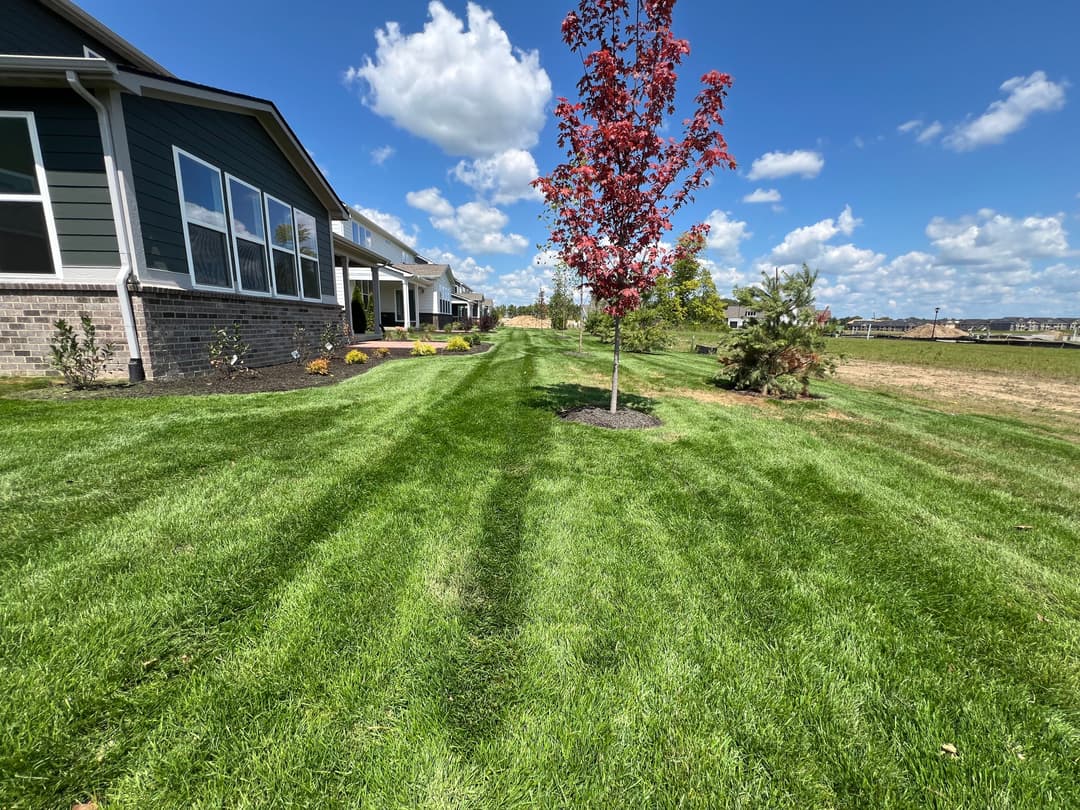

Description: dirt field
[836,359,1080,437]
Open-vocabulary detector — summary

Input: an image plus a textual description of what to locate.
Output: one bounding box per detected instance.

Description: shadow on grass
[526,382,659,414]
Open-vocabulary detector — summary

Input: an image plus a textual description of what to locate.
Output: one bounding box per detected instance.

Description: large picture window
[226,175,270,294]
[172,147,323,301]
[175,149,230,289]
[0,112,61,276]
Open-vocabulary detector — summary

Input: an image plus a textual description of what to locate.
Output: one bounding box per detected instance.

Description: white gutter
[66,70,145,382]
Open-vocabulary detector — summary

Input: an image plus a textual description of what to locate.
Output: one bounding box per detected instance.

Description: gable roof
[40,0,173,77]
[395,263,456,283]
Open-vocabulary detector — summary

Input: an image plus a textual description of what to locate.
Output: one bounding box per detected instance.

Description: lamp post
[931,306,940,339]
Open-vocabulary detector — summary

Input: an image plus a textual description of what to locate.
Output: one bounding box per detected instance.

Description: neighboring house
[846,318,917,334]
[1,0,352,379]
[725,305,758,328]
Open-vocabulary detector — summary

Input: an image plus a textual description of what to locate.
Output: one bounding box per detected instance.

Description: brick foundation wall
[133,286,345,378]
[0,283,132,377]
[1,282,345,379]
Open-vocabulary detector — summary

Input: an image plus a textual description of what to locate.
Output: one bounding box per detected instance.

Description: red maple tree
[534,0,736,412]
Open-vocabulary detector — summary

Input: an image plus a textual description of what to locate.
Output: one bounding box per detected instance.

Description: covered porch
[333,234,388,339]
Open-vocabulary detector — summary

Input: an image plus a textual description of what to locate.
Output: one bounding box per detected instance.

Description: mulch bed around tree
[559,405,662,429]
[12,343,491,400]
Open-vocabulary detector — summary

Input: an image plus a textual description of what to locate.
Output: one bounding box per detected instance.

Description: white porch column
[401,278,410,327]
[342,255,351,334]
[415,284,421,328]
[372,265,382,335]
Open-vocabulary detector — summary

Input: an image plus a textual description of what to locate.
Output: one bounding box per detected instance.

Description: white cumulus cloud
[746,149,824,181]
[407,187,528,254]
[944,71,1067,151]
[346,2,552,157]
[704,210,752,260]
[452,149,542,204]
[370,145,395,165]
[743,188,782,204]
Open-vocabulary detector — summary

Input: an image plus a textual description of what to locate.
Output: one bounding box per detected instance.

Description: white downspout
[66,71,145,382]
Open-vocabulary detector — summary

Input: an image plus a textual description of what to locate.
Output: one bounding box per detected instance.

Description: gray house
[0,0,349,379]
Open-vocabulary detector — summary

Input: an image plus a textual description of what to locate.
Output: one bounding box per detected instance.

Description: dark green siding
[0,0,126,62]
[0,88,120,268]
[122,95,334,295]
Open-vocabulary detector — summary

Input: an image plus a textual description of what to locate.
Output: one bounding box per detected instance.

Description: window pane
[236,240,270,292]
[228,179,264,241]
[0,201,53,273]
[300,256,320,299]
[189,223,231,287]
[267,199,294,249]
[273,249,297,296]
[0,118,39,195]
[178,154,225,230]
[295,210,317,258]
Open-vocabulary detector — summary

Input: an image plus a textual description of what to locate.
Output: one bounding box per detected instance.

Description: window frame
[264,192,301,300]
[224,173,272,297]
[0,111,63,279]
[173,146,233,292]
[293,207,321,301]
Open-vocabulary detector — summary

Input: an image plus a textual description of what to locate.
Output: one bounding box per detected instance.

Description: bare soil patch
[559,405,662,429]
[502,316,551,328]
[836,359,1080,433]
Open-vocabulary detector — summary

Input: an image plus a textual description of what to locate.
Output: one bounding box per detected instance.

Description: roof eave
[40,0,175,77]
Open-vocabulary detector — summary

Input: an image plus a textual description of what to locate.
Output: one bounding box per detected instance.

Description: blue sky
[82,0,1080,316]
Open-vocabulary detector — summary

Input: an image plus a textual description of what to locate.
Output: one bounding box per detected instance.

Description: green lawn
[826,336,1080,381]
[2,329,1078,808]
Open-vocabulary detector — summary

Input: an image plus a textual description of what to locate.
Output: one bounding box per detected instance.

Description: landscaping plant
[445,336,471,352]
[410,341,437,357]
[290,323,308,364]
[344,350,368,365]
[319,321,341,361]
[716,264,836,397]
[305,357,330,375]
[207,321,249,377]
[48,314,114,388]
[373,347,391,359]
[534,0,736,412]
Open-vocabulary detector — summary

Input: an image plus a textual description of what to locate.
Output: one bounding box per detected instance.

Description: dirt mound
[901,323,970,338]
[502,316,551,328]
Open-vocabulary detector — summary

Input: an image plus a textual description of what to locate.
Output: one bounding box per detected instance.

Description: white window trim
[294,207,321,301]
[224,173,272,297]
[173,146,234,293]
[0,111,64,280]
[265,192,301,300]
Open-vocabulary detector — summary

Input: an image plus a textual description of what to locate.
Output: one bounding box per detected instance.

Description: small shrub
[49,314,115,388]
[345,349,368,365]
[410,340,437,357]
[320,321,341,360]
[465,332,481,347]
[421,324,434,339]
[445,335,470,352]
[374,347,391,359]
[390,328,408,340]
[478,313,497,332]
[306,357,330,375]
[208,321,250,377]
[290,323,308,364]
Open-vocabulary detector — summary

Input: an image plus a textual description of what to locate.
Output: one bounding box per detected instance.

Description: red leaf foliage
[534,0,736,318]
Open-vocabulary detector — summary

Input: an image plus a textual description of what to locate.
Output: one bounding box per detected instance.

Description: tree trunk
[578,285,584,352]
[609,316,622,413]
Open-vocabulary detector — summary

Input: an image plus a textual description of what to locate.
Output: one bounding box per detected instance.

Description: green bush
[410,341,437,357]
[373,347,391,359]
[465,332,481,347]
[49,314,115,388]
[622,310,671,353]
[445,335,470,352]
[345,349,368,365]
